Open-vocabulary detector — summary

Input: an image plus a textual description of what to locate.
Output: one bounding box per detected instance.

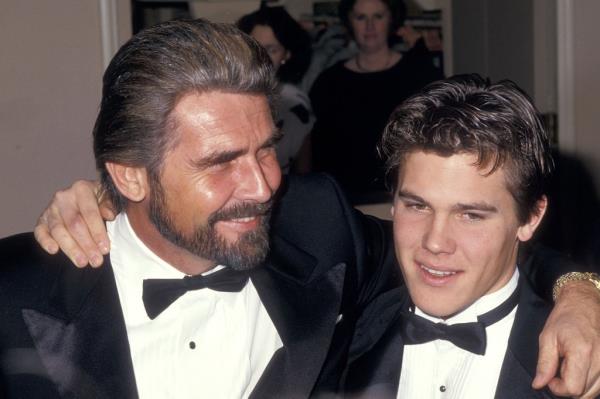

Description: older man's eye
[257,147,276,162]
[206,162,230,173]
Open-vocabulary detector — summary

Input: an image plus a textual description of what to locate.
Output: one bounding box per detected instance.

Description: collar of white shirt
[398,269,520,399]
[107,213,282,399]
[414,268,519,325]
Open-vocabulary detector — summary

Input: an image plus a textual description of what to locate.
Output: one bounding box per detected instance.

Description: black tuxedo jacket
[343,274,561,399]
[0,174,577,398]
[0,174,398,399]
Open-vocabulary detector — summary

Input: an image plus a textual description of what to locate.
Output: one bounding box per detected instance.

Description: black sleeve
[519,242,591,302]
[353,214,402,309]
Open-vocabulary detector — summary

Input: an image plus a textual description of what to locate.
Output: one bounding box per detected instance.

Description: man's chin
[213,245,269,271]
[209,228,270,271]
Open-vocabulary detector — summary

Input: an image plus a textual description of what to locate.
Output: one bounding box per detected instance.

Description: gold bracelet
[552,271,600,301]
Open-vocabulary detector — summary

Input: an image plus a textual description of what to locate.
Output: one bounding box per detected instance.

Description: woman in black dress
[309,0,442,203]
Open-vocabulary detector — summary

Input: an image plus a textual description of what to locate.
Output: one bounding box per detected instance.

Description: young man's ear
[105,162,149,203]
[517,196,548,242]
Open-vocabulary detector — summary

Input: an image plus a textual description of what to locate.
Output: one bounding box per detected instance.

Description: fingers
[33,213,59,254]
[47,212,94,268]
[532,331,559,390]
[62,181,109,267]
[580,373,600,399]
[539,282,600,398]
[99,204,117,222]
[33,180,109,267]
[34,197,91,267]
[79,185,112,256]
[547,349,589,397]
[95,182,117,221]
[581,361,600,399]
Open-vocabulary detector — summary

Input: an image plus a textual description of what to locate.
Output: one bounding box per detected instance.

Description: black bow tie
[400,284,520,355]
[142,267,249,320]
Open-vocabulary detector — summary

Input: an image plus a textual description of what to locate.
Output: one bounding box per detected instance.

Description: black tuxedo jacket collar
[345,275,558,399]
[494,275,556,399]
[250,232,347,398]
[22,232,347,399]
[21,261,138,399]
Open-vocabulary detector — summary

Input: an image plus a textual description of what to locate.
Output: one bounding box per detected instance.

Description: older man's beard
[148,181,272,271]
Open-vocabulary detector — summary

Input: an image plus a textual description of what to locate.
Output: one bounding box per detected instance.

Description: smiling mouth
[418,263,457,277]
[228,216,258,223]
[216,214,266,232]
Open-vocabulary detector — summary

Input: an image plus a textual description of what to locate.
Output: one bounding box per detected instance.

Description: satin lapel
[349,329,404,399]
[22,261,138,399]
[495,277,555,399]
[495,350,554,399]
[249,242,346,399]
[345,301,406,399]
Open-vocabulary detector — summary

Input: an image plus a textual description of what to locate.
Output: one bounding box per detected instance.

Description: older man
[1,19,385,398]
[8,19,600,399]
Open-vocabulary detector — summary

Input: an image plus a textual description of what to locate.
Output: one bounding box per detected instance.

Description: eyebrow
[397,189,498,213]
[453,202,498,213]
[262,129,283,149]
[396,190,427,204]
[193,149,245,169]
[192,129,282,169]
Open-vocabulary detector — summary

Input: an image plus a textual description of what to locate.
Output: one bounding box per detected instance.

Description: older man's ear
[105,162,149,203]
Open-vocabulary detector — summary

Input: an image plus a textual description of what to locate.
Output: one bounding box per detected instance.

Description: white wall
[0,1,131,238]
[451,0,535,97]
[556,0,600,188]
[568,0,600,189]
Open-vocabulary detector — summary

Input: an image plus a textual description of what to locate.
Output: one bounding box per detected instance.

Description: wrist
[553,272,600,302]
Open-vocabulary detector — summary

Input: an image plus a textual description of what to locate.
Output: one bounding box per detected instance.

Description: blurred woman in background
[309,0,442,203]
[238,5,314,174]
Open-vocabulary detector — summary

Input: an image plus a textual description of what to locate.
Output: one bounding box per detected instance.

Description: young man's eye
[463,212,484,221]
[406,202,428,212]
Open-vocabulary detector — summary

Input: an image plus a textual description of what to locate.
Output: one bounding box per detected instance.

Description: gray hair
[93,19,278,211]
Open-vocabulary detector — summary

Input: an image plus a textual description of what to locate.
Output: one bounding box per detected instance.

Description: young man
[344,75,567,398]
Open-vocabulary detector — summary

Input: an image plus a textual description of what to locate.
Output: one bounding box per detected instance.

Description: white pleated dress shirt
[397,269,519,399]
[107,213,282,399]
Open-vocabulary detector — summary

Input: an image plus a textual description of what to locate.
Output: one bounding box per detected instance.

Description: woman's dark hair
[380,74,554,223]
[237,5,311,84]
[338,0,406,41]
